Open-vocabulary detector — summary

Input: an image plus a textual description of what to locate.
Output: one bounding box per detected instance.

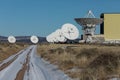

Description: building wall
[103,14,120,40]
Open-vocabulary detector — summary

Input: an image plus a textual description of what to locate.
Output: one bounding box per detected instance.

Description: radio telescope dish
[57,35,66,42]
[55,29,66,42]
[61,23,79,40]
[8,36,16,43]
[51,32,59,43]
[75,18,103,26]
[74,10,103,43]
[53,37,59,42]
[30,35,39,44]
[46,32,58,43]
[46,34,54,43]
[46,36,53,43]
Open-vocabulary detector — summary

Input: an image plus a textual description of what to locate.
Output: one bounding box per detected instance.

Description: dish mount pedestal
[75,10,103,43]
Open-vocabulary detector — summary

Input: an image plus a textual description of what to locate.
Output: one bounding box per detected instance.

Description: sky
[0,0,120,37]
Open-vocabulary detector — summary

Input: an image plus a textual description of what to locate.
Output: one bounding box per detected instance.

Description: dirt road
[0,45,70,80]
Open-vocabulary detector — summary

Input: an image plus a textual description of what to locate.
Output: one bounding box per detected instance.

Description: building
[100,13,120,41]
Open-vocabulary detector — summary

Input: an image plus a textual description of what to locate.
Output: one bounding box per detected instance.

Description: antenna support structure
[75,10,103,43]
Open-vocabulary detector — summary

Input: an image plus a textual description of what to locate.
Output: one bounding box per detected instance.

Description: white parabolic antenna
[46,33,54,43]
[51,32,59,42]
[61,23,79,40]
[55,29,66,42]
[8,36,16,43]
[30,35,39,44]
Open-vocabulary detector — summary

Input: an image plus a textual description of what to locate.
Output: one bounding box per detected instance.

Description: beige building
[100,13,120,41]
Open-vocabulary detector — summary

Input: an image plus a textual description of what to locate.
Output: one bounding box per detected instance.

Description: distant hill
[0,36,47,43]
[0,36,7,40]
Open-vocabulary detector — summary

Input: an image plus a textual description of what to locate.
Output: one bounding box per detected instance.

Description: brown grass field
[0,42,28,62]
[0,43,120,80]
[37,44,120,80]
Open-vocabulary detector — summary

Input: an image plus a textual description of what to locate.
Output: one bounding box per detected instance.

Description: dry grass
[0,42,28,62]
[37,44,120,80]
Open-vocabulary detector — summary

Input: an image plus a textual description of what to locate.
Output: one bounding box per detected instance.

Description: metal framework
[75,10,103,43]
